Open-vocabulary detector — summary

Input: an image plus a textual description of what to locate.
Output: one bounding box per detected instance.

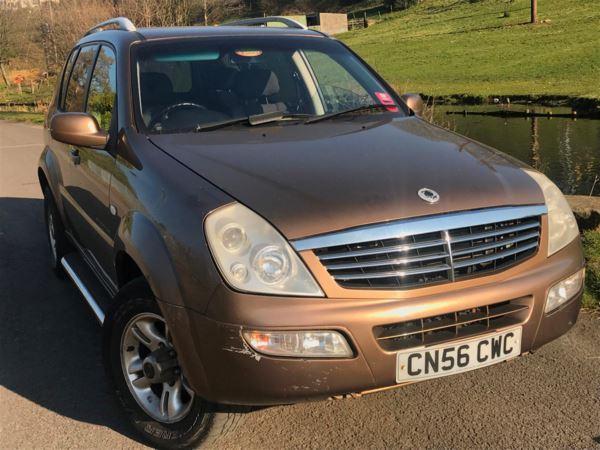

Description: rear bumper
[162,238,584,405]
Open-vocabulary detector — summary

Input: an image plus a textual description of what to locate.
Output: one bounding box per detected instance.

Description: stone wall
[566,195,600,231]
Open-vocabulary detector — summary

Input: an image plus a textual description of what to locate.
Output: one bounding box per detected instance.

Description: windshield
[134,36,404,133]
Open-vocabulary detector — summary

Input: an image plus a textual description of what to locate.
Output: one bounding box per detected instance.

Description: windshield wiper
[195,111,312,132]
[304,104,389,124]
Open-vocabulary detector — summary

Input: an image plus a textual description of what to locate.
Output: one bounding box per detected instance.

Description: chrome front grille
[373,297,531,352]
[292,205,546,290]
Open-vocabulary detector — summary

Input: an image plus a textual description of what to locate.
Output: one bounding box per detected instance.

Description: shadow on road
[0,197,140,443]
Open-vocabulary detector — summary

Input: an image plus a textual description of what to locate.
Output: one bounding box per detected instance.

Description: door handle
[69,148,80,165]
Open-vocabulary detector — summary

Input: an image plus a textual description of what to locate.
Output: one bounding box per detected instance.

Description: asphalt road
[1,119,599,449]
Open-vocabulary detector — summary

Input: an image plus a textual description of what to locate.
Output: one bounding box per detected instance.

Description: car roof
[77,25,326,47]
[138,25,324,40]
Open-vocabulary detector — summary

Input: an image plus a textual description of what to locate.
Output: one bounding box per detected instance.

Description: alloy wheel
[120,312,194,423]
[47,209,58,264]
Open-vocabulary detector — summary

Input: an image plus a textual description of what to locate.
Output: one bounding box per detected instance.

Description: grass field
[582,230,600,309]
[340,0,600,98]
[0,111,45,124]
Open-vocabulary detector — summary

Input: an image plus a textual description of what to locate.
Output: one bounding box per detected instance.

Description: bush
[582,230,600,308]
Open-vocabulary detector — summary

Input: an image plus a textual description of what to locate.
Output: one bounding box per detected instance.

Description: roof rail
[85,17,136,36]
[222,16,307,30]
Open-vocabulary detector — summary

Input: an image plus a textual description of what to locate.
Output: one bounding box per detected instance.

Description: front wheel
[104,279,247,449]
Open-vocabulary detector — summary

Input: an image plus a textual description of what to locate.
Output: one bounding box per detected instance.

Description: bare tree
[0,6,18,86]
[201,0,245,25]
[117,0,196,27]
[37,0,115,73]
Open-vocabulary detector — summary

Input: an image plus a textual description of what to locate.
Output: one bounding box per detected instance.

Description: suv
[39,16,585,448]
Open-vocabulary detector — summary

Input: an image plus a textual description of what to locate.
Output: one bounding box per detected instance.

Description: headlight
[525,170,579,256]
[243,330,353,358]
[205,202,323,296]
[545,268,585,313]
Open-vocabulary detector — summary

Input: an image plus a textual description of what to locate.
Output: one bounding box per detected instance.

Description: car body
[38,16,585,447]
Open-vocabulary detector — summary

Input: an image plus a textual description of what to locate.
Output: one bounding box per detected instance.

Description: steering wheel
[149,102,207,130]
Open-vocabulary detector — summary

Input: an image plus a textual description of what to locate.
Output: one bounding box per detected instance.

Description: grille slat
[376,302,528,341]
[318,238,446,261]
[313,210,542,290]
[453,241,538,269]
[451,230,539,256]
[332,263,452,281]
[324,251,448,270]
[374,298,531,352]
[449,220,540,244]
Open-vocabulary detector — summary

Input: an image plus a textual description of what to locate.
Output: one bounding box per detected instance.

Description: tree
[200,0,245,25]
[0,6,18,86]
[122,0,196,27]
[36,0,116,73]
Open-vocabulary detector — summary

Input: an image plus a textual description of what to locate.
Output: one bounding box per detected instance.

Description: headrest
[235,68,280,99]
[140,72,174,105]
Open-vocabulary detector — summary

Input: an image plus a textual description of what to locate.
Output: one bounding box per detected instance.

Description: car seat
[140,72,175,124]
[233,68,287,116]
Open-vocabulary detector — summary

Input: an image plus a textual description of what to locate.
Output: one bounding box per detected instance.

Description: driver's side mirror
[400,93,425,117]
[50,112,108,149]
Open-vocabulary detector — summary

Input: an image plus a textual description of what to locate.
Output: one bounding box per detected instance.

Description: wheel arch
[113,210,184,307]
[111,213,211,397]
[38,146,62,208]
[114,250,144,289]
[38,167,49,191]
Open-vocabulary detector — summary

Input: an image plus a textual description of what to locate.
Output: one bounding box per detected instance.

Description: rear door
[59,44,118,289]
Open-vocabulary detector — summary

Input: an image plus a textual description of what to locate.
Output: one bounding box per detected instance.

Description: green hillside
[340,0,600,99]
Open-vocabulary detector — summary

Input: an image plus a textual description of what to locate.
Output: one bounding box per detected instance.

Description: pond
[432,105,600,197]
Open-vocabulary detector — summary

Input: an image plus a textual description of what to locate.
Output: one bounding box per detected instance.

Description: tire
[43,185,72,277]
[103,279,248,449]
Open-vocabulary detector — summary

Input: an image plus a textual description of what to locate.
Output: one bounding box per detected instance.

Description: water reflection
[433,105,600,196]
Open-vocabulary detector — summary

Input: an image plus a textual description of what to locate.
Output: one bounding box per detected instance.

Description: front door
[59,44,118,288]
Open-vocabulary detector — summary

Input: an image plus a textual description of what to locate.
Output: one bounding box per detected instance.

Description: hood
[149,116,543,240]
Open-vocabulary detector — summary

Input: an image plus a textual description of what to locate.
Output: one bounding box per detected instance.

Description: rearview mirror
[50,112,108,149]
[400,93,425,117]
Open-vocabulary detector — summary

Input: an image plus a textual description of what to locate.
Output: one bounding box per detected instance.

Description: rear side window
[63,45,99,112]
[59,49,79,107]
[87,46,117,130]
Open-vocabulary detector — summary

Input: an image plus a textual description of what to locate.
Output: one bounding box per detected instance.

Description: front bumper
[162,238,584,406]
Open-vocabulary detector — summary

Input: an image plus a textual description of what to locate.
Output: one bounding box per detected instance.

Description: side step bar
[61,253,112,325]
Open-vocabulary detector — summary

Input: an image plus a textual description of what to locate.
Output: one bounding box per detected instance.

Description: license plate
[396,327,522,383]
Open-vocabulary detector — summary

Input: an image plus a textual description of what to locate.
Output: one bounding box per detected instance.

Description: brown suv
[39,16,585,448]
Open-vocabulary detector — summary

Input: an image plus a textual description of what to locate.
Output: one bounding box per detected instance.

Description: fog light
[545,268,585,313]
[243,330,353,358]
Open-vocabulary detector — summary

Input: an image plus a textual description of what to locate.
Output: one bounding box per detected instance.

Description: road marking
[0,143,41,149]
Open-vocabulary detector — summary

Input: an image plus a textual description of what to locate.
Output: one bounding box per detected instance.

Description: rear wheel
[104,279,248,449]
[43,186,71,277]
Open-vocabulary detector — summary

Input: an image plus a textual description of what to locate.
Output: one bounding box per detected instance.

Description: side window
[60,49,79,107]
[87,46,117,131]
[303,50,371,113]
[63,45,99,112]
